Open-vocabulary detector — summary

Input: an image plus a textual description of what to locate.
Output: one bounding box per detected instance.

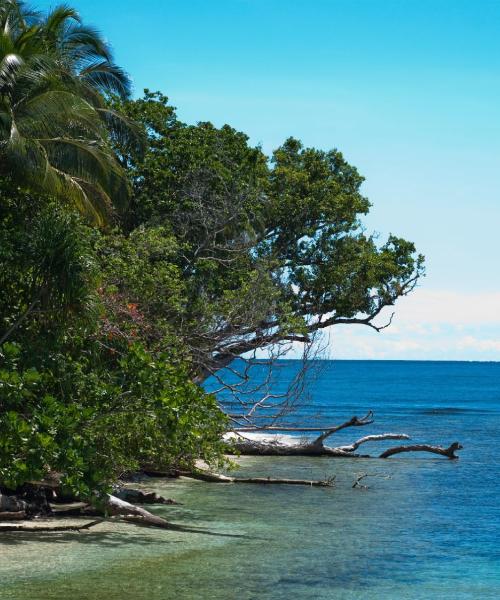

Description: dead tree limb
[229,411,462,461]
[175,470,334,487]
[379,442,463,460]
[336,433,411,453]
[228,436,355,457]
[352,472,392,489]
[104,495,220,532]
[311,412,374,446]
[352,473,370,489]
[234,411,374,435]
[104,494,176,529]
[229,412,378,457]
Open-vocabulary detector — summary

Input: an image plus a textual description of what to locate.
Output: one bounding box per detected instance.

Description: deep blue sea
[1,360,499,599]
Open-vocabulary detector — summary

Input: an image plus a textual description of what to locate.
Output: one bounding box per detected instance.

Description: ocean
[1,360,499,599]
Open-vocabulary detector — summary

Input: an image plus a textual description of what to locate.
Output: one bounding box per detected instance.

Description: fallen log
[104,494,243,534]
[379,442,463,459]
[104,494,176,529]
[228,437,353,457]
[175,470,335,487]
[230,412,378,457]
[229,412,462,461]
[50,502,89,517]
[231,430,411,458]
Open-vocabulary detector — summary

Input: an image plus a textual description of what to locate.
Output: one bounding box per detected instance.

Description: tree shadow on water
[0,523,263,548]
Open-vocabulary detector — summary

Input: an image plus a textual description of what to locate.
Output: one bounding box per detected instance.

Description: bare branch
[352,472,392,489]
[336,433,411,453]
[312,411,374,445]
[379,442,463,460]
[174,470,335,487]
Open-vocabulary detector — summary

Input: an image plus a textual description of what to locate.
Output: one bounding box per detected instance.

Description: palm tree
[0,0,137,224]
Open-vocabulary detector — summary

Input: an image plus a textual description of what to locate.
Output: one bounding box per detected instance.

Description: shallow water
[1,361,499,599]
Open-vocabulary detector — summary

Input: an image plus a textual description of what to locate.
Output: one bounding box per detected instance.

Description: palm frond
[3,132,111,225]
[17,90,106,138]
[0,52,23,94]
[43,4,81,37]
[0,1,131,224]
[97,107,146,157]
[0,28,16,55]
[80,60,131,98]
[61,23,112,62]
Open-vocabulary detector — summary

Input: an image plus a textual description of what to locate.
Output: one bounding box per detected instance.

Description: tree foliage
[0,3,424,495]
[0,181,227,496]
[113,92,424,382]
[0,0,139,224]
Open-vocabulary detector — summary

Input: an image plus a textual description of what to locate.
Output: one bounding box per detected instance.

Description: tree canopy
[0,3,424,496]
[0,0,138,224]
[113,92,424,384]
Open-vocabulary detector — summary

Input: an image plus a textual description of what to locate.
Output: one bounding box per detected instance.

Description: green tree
[113,92,425,390]
[0,339,227,497]
[0,177,98,347]
[0,182,227,496]
[0,1,136,223]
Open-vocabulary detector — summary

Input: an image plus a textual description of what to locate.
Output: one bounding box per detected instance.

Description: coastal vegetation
[0,1,438,522]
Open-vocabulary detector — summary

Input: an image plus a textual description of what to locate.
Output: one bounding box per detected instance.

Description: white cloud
[326,289,500,360]
[259,288,500,361]
[373,289,500,326]
[456,336,500,352]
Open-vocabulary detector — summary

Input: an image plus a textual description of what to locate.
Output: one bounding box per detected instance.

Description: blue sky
[40,0,500,359]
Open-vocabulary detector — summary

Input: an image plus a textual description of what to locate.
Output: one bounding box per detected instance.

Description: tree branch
[174,470,334,487]
[379,442,463,459]
[335,433,411,453]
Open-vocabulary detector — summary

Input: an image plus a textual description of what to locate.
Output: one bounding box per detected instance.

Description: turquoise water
[1,360,499,599]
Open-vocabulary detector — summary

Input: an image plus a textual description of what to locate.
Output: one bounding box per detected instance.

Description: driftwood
[231,412,379,457]
[380,442,463,459]
[50,502,90,517]
[0,494,174,531]
[352,473,371,489]
[352,472,392,489]
[103,494,241,534]
[175,470,334,487]
[336,434,411,453]
[105,494,176,529]
[230,412,462,461]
